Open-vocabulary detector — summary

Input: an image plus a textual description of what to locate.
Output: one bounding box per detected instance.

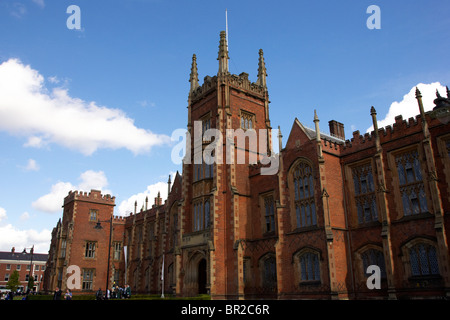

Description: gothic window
[352,163,378,224]
[193,199,211,232]
[202,117,211,135]
[293,161,316,228]
[260,254,277,289]
[395,150,428,216]
[60,239,66,258]
[193,202,203,232]
[194,162,213,182]
[240,111,254,130]
[409,243,440,276]
[148,222,154,258]
[361,248,386,278]
[299,252,321,282]
[264,196,275,233]
[171,210,179,248]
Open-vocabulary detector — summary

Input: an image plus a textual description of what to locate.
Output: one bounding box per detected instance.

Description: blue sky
[0,0,449,253]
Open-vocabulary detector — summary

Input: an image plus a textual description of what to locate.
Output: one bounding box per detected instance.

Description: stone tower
[177,31,272,299]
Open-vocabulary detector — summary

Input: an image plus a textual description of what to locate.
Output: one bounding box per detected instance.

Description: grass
[24,293,211,301]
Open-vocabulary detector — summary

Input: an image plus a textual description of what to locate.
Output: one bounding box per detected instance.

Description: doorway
[198,258,207,294]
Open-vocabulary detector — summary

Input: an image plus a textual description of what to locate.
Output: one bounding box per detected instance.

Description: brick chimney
[328,120,345,140]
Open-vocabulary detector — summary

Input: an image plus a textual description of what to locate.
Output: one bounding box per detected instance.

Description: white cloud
[32,0,45,8]
[9,2,27,18]
[0,224,51,253]
[0,59,170,156]
[118,181,169,216]
[0,207,7,222]
[20,211,30,222]
[24,158,40,171]
[77,170,110,193]
[32,170,110,213]
[367,82,447,132]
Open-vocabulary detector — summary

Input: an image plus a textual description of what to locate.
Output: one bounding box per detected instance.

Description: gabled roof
[294,118,345,144]
[0,251,48,262]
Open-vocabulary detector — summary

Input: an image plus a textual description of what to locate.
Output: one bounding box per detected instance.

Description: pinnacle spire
[256,49,267,88]
[218,31,229,76]
[415,87,422,99]
[189,54,199,93]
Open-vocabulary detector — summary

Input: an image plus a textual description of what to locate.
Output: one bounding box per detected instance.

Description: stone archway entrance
[184,251,209,296]
[198,258,207,294]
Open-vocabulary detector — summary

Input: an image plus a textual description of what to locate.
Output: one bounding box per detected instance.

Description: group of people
[96,284,131,300]
[52,287,72,300]
[52,284,131,300]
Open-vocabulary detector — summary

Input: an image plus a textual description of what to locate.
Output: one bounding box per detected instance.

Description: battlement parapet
[64,189,116,206]
[190,73,266,104]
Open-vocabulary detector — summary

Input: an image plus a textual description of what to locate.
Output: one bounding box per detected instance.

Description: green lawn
[24,293,210,301]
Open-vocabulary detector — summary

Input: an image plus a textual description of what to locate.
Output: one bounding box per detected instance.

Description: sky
[0,0,449,253]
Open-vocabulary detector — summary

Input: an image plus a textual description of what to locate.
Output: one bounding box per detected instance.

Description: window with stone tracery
[394,150,428,216]
[263,195,275,233]
[260,254,277,289]
[193,199,211,232]
[299,251,321,282]
[352,163,378,224]
[293,161,316,228]
[409,242,440,277]
[361,248,386,279]
[240,111,254,130]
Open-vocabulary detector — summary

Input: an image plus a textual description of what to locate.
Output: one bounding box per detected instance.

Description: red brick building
[45,32,450,299]
[0,247,47,294]
[43,190,126,295]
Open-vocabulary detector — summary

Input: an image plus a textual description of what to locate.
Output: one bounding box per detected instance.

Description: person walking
[96,288,103,300]
[53,287,62,300]
[125,284,131,299]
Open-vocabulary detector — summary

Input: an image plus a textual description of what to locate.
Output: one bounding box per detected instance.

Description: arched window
[264,196,275,233]
[293,161,316,228]
[299,251,320,282]
[409,243,439,276]
[395,150,428,216]
[361,248,386,278]
[193,199,211,232]
[351,163,378,224]
[261,255,277,289]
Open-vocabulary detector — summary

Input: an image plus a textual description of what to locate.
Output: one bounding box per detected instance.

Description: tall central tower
[177,31,272,299]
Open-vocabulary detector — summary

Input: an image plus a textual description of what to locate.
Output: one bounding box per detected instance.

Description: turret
[217,31,229,76]
[256,49,267,88]
[189,54,199,94]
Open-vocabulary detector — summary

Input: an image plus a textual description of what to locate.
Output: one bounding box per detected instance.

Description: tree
[7,270,20,293]
[27,274,35,292]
